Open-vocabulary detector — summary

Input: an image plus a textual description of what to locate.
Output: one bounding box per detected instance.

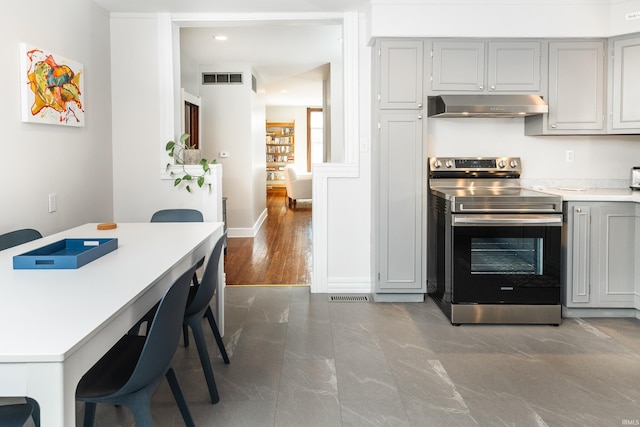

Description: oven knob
[445,160,453,168]
[497,160,506,168]
[510,160,518,168]
[433,160,442,168]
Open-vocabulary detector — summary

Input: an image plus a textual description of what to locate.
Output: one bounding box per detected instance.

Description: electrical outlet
[566,150,575,163]
[48,193,57,213]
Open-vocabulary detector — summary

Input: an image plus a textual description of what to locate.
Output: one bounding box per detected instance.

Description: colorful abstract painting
[20,43,84,127]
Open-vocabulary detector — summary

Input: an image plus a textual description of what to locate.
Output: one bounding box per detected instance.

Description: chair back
[185,232,227,318]
[0,229,42,252]
[150,209,203,223]
[116,263,196,396]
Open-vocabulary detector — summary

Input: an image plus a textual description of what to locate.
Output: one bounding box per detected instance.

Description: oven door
[451,214,562,304]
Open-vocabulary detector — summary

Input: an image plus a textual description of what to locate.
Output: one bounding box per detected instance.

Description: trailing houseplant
[165,133,217,192]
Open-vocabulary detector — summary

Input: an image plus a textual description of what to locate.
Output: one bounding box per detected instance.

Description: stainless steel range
[427,157,563,325]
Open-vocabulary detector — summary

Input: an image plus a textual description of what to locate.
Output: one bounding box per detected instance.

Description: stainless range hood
[427,94,548,118]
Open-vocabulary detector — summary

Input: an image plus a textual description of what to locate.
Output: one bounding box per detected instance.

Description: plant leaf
[174,178,182,186]
[186,185,192,193]
[166,141,175,150]
[180,133,190,143]
[184,174,192,181]
[197,176,205,187]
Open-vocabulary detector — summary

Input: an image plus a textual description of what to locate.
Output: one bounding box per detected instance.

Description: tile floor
[14,286,640,426]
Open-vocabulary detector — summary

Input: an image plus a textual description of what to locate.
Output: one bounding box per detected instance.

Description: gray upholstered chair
[182,232,229,404]
[0,398,39,427]
[76,263,198,427]
[0,229,42,251]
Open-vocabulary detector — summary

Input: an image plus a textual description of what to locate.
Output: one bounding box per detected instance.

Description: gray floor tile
[274,395,342,427]
[340,397,410,427]
[72,286,640,427]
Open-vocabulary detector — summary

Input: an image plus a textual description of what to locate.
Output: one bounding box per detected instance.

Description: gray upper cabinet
[379,40,424,109]
[609,34,640,132]
[431,41,485,91]
[431,41,541,93]
[526,40,606,135]
[487,41,541,92]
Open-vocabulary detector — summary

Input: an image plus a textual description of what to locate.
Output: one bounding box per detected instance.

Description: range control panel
[429,157,521,173]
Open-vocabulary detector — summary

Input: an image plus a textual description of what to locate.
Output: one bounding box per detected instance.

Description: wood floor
[224,188,312,285]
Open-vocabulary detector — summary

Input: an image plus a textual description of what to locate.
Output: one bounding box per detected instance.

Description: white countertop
[528,187,640,202]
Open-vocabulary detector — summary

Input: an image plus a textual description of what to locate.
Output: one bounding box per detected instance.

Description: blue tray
[13,238,118,269]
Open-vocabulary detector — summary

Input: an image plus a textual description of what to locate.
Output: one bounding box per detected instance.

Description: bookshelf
[265,121,295,187]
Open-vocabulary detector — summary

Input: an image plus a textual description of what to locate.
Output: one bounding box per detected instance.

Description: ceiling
[93,0,369,106]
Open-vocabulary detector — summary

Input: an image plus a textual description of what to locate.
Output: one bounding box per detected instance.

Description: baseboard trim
[227,208,268,238]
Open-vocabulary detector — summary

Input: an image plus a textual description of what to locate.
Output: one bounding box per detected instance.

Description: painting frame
[19,43,85,127]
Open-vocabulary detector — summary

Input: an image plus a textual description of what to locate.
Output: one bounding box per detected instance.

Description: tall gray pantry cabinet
[372,40,426,302]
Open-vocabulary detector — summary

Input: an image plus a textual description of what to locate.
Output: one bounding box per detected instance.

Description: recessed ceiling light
[213,35,228,41]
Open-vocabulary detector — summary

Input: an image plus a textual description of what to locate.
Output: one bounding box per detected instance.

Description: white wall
[427,119,640,187]
[0,0,113,237]
[367,0,640,39]
[110,15,223,224]
[197,63,266,233]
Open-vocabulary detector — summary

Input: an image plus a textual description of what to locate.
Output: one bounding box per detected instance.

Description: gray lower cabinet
[609,34,640,132]
[525,40,606,135]
[374,112,425,300]
[563,202,636,308]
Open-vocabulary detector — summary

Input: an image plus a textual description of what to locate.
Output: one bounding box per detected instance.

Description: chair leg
[82,402,97,427]
[205,306,230,364]
[125,393,155,427]
[187,317,220,404]
[166,366,195,427]
[182,323,190,348]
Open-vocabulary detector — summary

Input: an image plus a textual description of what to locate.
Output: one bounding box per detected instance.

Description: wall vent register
[202,72,243,85]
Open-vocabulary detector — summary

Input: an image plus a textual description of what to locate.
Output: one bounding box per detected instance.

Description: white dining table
[0,222,224,426]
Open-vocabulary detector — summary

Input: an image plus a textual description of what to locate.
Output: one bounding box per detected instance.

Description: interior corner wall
[198,63,264,232]
[110,15,224,223]
[0,0,113,237]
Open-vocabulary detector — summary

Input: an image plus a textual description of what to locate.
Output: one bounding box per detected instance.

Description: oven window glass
[471,237,542,275]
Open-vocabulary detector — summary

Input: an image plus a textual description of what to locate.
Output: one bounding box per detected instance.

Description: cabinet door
[487,41,541,92]
[431,41,485,91]
[596,205,636,305]
[379,40,424,109]
[568,204,592,305]
[610,36,640,130]
[548,41,605,131]
[377,112,424,292]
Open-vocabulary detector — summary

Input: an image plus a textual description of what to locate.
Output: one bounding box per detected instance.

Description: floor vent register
[328,294,370,303]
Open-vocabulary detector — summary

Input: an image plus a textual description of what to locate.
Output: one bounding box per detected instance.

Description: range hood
[427,94,548,118]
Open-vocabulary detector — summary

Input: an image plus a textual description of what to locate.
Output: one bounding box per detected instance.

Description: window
[307,108,323,171]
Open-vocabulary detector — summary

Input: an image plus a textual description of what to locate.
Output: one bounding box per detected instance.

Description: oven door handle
[452,214,563,226]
